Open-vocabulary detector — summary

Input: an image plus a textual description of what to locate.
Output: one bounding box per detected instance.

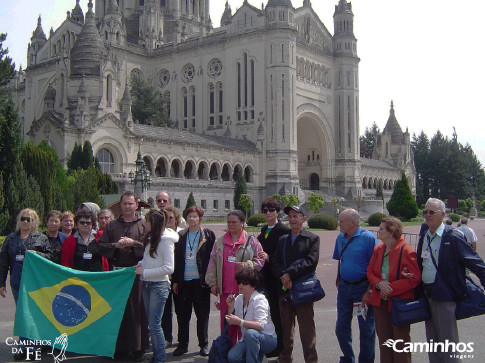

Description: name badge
[83,253,92,260]
[227,256,237,263]
[15,255,24,262]
[353,302,368,320]
[186,253,196,261]
[421,250,430,259]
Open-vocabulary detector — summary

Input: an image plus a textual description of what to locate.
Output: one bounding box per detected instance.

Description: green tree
[238,194,253,221]
[233,169,247,212]
[360,122,380,158]
[81,140,95,169]
[0,33,15,91]
[130,74,173,127]
[308,192,324,214]
[330,197,342,217]
[376,180,384,200]
[269,194,282,204]
[183,192,196,219]
[386,171,419,221]
[411,131,431,206]
[67,143,83,170]
[282,194,299,208]
[68,168,106,211]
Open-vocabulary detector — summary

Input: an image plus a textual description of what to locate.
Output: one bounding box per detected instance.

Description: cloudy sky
[2,0,484,165]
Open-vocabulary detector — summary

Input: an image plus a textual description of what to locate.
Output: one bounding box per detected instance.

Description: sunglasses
[422,210,439,215]
[79,220,92,226]
[20,216,31,222]
[157,199,169,203]
[236,278,251,285]
[262,208,276,214]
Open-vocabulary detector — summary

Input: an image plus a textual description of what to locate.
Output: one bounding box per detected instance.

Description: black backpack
[208,320,232,363]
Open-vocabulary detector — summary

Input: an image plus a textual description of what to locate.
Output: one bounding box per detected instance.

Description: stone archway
[309,173,320,190]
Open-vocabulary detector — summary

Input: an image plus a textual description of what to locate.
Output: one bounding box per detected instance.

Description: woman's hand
[258,251,269,262]
[226,293,236,312]
[377,280,393,298]
[134,265,144,275]
[401,267,414,279]
[210,285,219,296]
[225,313,242,326]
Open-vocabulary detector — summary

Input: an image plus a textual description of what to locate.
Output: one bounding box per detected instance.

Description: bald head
[338,208,360,238]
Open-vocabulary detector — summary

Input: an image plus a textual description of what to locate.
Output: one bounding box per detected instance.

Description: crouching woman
[225,268,277,363]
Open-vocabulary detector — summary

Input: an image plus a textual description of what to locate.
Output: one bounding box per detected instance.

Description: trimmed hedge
[449,213,460,222]
[247,214,266,227]
[308,214,338,230]
[368,212,387,227]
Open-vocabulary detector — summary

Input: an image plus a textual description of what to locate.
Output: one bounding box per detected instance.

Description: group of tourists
[0,192,485,363]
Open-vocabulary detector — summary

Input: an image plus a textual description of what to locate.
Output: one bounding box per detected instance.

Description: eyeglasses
[423,210,439,215]
[20,216,31,222]
[157,199,169,203]
[262,208,276,214]
[78,221,92,226]
[236,278,251,285]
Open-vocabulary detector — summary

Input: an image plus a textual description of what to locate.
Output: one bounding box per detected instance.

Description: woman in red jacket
[366,217,421,363]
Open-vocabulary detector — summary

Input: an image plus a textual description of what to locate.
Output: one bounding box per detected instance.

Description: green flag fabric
[14,251,135,357]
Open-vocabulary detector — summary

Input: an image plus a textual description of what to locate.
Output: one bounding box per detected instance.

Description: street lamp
[129,149,152,198]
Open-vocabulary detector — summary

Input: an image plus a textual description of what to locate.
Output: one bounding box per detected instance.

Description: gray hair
[426,198,446,212]
[98,209,114,220]
[460,217,468,225]
[341,208,360,224]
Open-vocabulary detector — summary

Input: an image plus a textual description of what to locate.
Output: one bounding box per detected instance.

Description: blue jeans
[336,280,375,363]
[142,281,170,363]
[227,329,277,363]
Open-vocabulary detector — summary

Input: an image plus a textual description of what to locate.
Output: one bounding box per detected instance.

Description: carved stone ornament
[158,69,170,87]
[181,63,195,83]
[207,58,222,78]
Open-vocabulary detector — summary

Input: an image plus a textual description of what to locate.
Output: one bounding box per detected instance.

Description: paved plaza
[1,220,484,362]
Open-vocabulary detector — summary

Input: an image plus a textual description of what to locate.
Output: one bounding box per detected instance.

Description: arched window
[106,74,112,106]
[97,148,115,174]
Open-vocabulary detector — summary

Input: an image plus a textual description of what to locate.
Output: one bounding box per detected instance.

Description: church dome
[267,0,293,7]
[383,101,404,143]
[70,0,105,77]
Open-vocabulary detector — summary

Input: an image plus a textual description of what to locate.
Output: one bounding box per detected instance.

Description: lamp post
[129,150,152,200]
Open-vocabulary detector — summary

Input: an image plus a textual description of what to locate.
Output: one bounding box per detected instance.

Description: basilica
[13,0,415,216]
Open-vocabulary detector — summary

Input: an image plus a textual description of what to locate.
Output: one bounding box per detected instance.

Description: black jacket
[173,227,216,289]
[272,229,320,293]
[258,221,290,281]
[417,224,485,301]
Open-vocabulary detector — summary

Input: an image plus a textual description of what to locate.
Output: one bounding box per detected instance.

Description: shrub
[247,214,266,227]
[0,236,4,247]
[308,214,338,230]
[367,212,387,227]
[386,171,419,221]
[449,213,460,222]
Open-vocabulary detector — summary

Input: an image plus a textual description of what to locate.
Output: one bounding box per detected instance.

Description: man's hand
[0,287,6,298]
[173,283,179,295]
[280,273,292,290]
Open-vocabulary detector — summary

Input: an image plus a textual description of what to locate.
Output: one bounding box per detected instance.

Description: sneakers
[173,346,188,356]
[199,347,210,356]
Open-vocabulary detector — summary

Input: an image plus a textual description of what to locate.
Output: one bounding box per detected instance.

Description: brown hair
[381,217,403,240]
[164,205,181,228]
[143,209,167,258]
[185,206,204,219]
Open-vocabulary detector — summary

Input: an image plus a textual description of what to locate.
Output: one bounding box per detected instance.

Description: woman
[206,210,264,345]
[97,209,113,233]
[60,211,75,236]
[366,217,421,363]
[160,205,181,349]
[135,209,179,363]
[172,206,216,357]
[61,209,108,271]
[225,268,277,363]
[256,198,290,357]
[0,209,50,302]
[43,210,67,264]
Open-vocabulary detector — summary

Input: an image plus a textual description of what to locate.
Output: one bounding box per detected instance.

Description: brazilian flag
[14,251,135,357]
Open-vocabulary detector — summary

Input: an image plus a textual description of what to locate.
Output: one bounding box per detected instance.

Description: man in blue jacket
[417,198,485,363]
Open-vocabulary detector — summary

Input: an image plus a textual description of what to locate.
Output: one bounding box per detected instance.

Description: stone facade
[13,0,415,217]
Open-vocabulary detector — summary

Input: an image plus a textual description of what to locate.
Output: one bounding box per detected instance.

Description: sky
[2,0,485,165]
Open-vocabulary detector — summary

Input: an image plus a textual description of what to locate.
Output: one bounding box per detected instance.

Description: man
[333,208,377,363]
[272,205,319,363]
[257,198,290,358]
[94,191,148,361]
[156,191,187,228]
[457,217,478,251]
[417,198,485,363]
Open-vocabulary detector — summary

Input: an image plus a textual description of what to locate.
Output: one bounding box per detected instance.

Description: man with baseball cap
[272,205,319,363]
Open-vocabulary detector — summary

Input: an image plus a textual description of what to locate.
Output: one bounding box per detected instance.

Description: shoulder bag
[283,236,325,307]
[391,245,431,326]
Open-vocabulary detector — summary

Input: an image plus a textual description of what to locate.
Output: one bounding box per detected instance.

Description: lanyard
[242,300,251,319]
[188,230,200,252]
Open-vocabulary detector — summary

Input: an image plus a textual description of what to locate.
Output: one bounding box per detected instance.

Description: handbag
[391,245,431,326]
[455,276,485,320]
[283,237,325,307]
[208,318,232,363]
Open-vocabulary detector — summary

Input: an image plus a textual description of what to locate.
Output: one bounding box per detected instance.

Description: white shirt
[140,228,179,281]
[421,223,444,284]
[234,290,276,339]
[457,225,478,245]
